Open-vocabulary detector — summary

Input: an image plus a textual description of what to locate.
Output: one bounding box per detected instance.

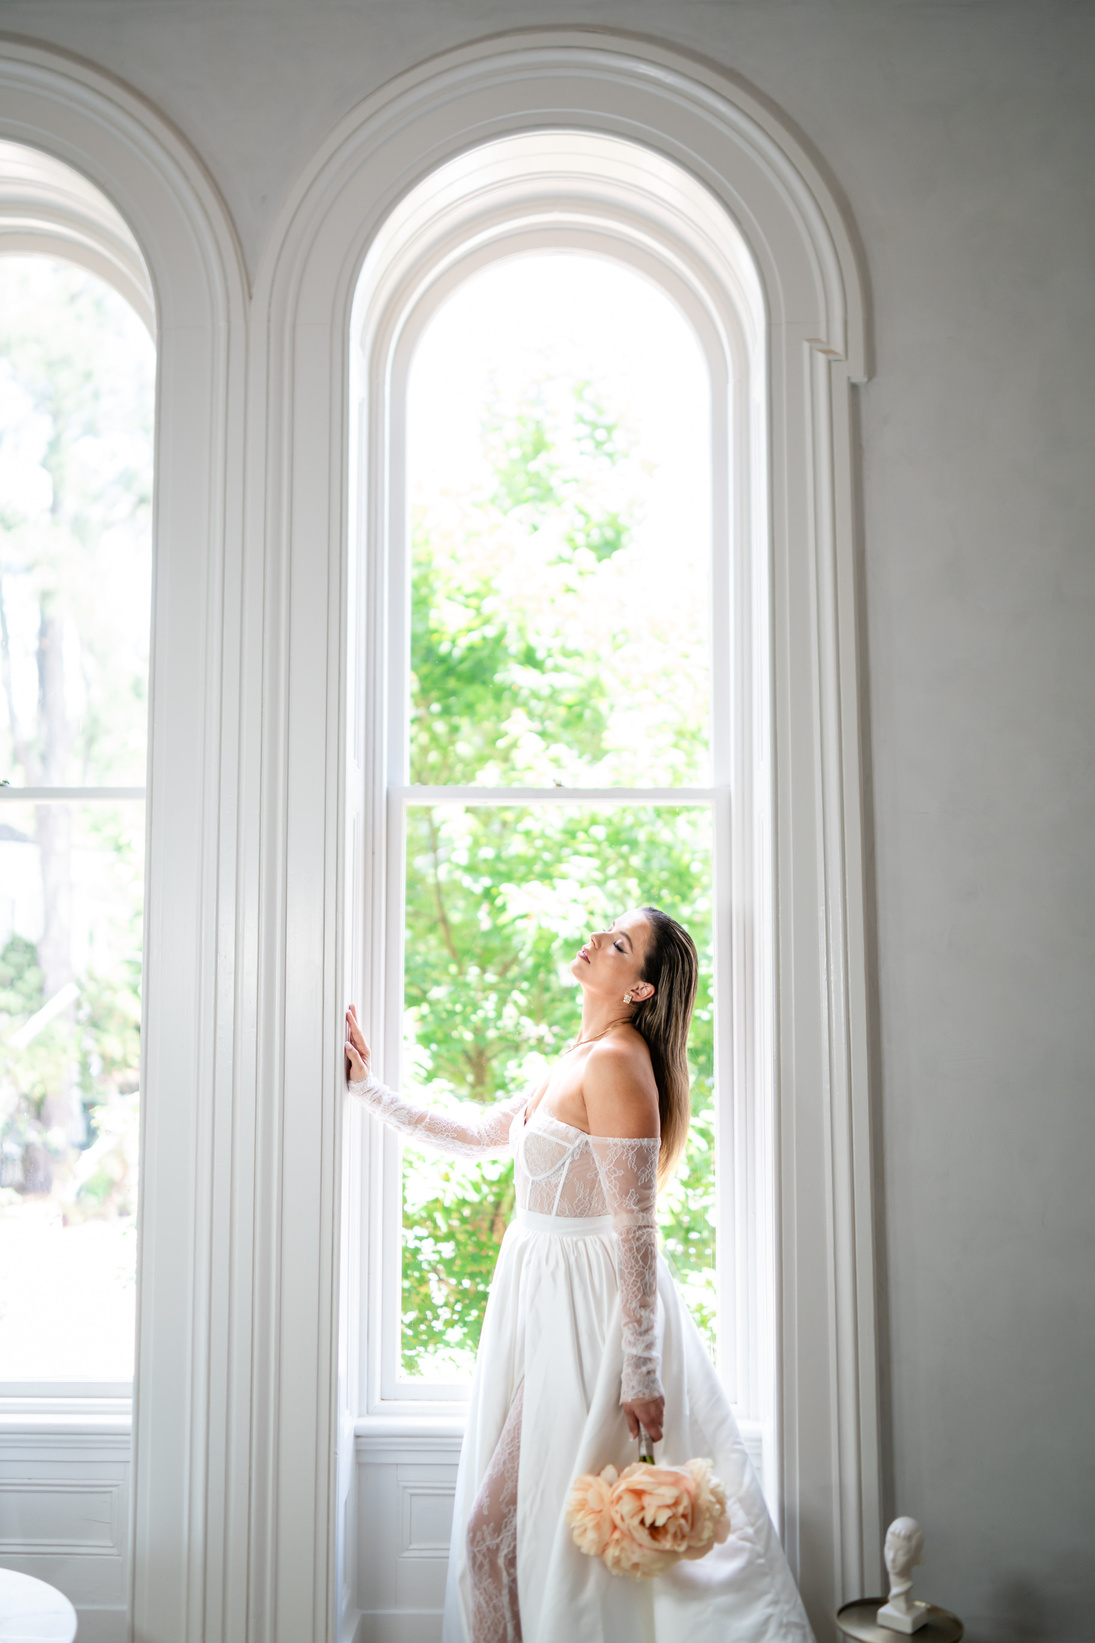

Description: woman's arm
[585,1041,665,1439]
[345,1005,526,1159]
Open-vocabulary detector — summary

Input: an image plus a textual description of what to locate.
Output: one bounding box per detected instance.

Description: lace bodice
[349,1073,662,1401]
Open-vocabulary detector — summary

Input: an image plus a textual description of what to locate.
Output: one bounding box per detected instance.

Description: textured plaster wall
[1,3,1091,1638]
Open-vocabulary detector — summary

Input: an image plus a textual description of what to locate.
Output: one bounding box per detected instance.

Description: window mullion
[712,784,736,1401]
[376,787,408,1405]
[396,784,721,806]
[0,787,146,802]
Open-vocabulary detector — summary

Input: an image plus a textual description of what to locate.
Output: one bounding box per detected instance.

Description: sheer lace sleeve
[590,1135,663,1403]
[348,1073,527,1158]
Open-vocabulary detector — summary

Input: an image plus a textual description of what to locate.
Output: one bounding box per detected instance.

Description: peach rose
[609,1463,696,1560]
[568,1458,731,1578]
[679,1458,731,1558]
[565,1465,619,1558]
[601,1526,679,1580]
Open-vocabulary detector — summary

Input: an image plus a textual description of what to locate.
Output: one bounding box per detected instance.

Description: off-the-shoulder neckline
[520,1104,658,1144]
[522,1099,588,1136]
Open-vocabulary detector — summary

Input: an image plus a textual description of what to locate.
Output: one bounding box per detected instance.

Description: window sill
[0,1394,131,1434]
[355,1410,465,1439]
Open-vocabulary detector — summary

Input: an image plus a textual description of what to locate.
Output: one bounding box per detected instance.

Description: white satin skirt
[441,1210,814,1643]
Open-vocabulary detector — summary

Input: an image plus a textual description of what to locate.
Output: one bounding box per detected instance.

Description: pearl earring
[623,992,633,1004]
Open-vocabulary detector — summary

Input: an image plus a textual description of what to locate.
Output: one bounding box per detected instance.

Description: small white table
[0,1570,77,1642]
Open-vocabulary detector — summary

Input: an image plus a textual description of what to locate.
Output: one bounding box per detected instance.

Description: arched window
[0,43,244,1641]
[348,129,778,1517]
[0,141,154,1393]
[301,38,880,1618]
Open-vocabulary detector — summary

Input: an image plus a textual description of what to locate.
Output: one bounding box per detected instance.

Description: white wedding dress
[350,1072,814,1643]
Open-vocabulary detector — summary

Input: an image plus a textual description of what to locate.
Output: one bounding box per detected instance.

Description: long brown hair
[630,907,699,1182]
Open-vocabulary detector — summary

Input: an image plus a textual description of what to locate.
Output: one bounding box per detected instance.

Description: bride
[345,905,813,1643]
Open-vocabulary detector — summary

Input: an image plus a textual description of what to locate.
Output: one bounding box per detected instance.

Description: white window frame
[348,146,773,1461]
[0,42,246,1643]
[317,46,879,1634]
[0,140,155,1410]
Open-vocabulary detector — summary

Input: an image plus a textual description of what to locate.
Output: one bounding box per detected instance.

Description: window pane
[399,802,715,1383]
[0,257,154,789]
[407,254,711,789]
[0,801,142,1381]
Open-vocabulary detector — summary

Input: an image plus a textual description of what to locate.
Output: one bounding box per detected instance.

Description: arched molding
[253,28,878,1642]
[0,35,248,1643]
[263,32,868,374]
[0,138,155,332]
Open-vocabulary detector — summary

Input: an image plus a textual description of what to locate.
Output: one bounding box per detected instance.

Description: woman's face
[569,909,653,1001]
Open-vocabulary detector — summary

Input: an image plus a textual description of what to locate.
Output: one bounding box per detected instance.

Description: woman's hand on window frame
[345,1004,370,1083]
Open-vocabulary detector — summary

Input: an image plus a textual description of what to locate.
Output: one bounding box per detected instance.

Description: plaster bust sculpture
[877,1517,930,1634]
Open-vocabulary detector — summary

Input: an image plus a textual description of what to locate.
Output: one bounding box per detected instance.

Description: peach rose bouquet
[566,1445,730,1579]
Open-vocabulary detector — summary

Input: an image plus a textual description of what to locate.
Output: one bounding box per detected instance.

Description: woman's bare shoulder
[586,1029,653,1077]
[583,1031,659,1136]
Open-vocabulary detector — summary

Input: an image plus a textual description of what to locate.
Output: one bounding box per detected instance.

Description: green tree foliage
[487,381,634,561]
[409,533,608,790]
[399,380,716,1378]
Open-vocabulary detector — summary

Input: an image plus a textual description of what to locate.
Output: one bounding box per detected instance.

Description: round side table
[836,1598,964,1643]
[0,1568,77,1642]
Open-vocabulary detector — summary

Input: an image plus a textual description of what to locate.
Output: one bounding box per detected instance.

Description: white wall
[0,4,1090,1639]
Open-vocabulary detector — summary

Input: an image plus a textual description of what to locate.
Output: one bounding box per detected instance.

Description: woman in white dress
[345,905,813,1643]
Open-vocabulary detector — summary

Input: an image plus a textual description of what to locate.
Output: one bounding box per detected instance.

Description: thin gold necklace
[565,1023,624,1054]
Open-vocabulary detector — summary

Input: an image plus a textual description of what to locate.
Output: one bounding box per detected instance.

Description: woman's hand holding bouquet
[623,1395,664,1444]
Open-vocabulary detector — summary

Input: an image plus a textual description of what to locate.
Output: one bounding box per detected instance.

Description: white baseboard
[355,1612,444,1643]
[70,1609,127,1643]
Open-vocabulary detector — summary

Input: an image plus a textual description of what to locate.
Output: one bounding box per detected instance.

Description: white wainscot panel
[0,1426,130,1643]
[355,1433,462,1643]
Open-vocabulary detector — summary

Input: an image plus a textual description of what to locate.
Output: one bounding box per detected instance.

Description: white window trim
[253,35,877,1636]
[347,142,772,1476]
[0,137,156,336]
